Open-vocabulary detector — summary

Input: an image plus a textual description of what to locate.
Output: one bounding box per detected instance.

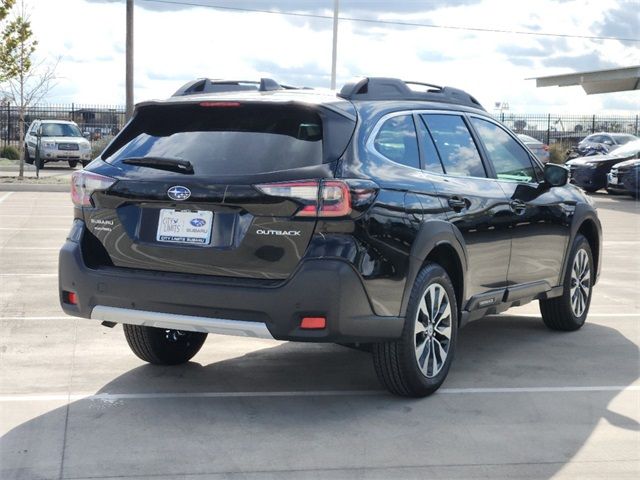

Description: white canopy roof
[530,66,640,95]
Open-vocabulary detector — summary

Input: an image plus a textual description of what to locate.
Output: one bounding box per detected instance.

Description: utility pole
[125,0,134,120]
[330,0,339,90]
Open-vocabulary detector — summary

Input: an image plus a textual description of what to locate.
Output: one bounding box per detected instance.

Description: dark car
[567,139,640,192]
[607,158,640,197]
[576,132,638,156]
[517,134,550,163]
[59,77,602,397]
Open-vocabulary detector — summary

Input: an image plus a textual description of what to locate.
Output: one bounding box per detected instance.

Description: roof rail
[172,77,299,96]
[338,77,485,111]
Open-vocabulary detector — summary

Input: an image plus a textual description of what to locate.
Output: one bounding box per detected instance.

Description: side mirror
[543,163,569,187]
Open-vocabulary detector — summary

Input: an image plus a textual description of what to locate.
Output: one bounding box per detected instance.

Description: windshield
[613,135,638,145]
[41,123,82,137]
[611,139,640,158]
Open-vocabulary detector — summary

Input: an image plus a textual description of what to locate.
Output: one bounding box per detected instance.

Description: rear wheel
[24,145,33,164]
[539,234,593,331]
[81,160,90,167]
[68,160,78,168]
[372,263,458,397]
[123,324,207,365]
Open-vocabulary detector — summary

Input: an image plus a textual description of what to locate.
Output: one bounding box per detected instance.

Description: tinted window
[471,118,537,183]
[421,114,486,178]
[104,104,324,176]
[415,116,444,174]
[373,115,420,169]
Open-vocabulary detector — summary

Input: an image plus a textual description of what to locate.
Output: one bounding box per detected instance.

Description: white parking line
[0,385,638,403]
[0,273,58,277]
[0,214,70,218]
[0,192,13,204]
[0,247,60,250]
[0,228,68,231]
[1,313,639,319]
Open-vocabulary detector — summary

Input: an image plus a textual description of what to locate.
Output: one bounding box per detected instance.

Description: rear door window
[373,114,420,169]
[103,103,325,176]
[421,114,486,178]
[415,116,444,174]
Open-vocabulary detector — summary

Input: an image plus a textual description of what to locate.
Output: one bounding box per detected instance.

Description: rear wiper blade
[122,156,194,174]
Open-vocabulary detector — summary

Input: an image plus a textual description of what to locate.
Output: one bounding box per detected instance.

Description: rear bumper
[58,226,404,343]
[570,167,606,190]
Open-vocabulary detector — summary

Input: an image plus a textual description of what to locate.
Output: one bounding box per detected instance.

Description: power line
[140,0,640,43]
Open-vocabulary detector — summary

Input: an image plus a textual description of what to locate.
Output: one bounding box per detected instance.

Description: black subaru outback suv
[59,77,602,397]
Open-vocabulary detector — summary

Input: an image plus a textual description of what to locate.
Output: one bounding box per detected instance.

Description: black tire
[583,186,599,193]
[539,234,593,331]
[68,160,78,168]
[81,160,90,167]
[606,188,623,196]
[23,145,33,164]
[123,324,207,365]
[372,263,458,397]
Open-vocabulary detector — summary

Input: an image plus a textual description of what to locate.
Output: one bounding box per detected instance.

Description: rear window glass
[373,115,420,169]
[103,103,324,176]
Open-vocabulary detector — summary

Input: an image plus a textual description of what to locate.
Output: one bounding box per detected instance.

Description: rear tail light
[256,180,361,218]
[71,170,116,207]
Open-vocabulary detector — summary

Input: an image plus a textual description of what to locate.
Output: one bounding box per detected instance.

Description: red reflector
[300,317,326,329]
[64,291,78,305]
[199,101,241,107]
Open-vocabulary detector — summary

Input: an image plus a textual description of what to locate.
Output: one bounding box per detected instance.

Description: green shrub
[91,137,111,158]
[0,145,20,160]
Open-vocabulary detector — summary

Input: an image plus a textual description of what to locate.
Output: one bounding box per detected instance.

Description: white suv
[25,119,93,169]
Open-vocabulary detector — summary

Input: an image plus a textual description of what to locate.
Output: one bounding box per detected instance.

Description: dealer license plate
[156,209,213,245]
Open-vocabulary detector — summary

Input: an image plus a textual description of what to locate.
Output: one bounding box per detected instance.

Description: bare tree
[0,0,56,179]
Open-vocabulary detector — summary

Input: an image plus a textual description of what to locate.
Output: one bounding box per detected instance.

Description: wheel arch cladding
[424,243,464,321]
[577,218,600,284]
[402,220,468,322]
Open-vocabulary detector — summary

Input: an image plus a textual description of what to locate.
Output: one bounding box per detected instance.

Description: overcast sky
[27,0,640,113]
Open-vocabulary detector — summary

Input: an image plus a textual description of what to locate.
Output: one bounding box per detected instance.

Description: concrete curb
[0,183,69,192]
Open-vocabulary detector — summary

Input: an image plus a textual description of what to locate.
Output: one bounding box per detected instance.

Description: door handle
[510,199,526,213]
[447,196,467,211]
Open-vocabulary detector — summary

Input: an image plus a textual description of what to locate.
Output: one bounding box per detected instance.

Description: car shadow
[1,315,638,478]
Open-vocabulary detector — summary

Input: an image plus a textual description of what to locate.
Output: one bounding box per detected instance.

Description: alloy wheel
[570,248,591,317]
[414,283,452,378]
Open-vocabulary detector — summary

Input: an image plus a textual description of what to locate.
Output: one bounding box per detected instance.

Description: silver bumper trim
[90,306,273,339]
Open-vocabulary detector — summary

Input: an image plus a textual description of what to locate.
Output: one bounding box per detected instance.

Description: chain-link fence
[490,113,639,146]
[1,103,638,151]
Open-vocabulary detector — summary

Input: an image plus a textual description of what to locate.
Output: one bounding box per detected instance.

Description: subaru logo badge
[167,186,191,201]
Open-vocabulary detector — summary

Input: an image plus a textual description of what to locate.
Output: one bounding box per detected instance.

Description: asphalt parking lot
[0,190,638,479]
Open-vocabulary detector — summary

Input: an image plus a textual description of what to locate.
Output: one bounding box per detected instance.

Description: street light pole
[330,0,339,90]
[125,0,134,120]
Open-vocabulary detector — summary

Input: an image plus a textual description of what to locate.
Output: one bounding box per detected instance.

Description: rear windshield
[103,103,324,176]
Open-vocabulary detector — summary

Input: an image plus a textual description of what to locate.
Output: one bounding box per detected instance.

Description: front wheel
[123,324,207,365]
[372,263,458,397]
[539,234,593,331]
[68,160,78,168]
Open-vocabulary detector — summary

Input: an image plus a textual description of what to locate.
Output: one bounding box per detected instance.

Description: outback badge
[167,186,191,201]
